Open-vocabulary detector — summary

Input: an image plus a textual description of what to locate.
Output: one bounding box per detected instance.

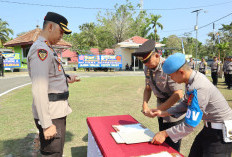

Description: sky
[0,0,232,45]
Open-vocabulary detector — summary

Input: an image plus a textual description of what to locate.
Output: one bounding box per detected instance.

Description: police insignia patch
[37,49,48,61]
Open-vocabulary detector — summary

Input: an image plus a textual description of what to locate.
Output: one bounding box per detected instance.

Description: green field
[0,76,231,156]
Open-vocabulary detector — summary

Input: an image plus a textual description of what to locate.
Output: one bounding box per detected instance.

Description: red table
[87,115,184,157]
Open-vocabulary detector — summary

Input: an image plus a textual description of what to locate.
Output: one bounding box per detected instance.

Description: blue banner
[78,55,122,68]
[3,53,21,68]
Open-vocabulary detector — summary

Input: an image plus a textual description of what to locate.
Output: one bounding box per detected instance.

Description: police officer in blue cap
[133,40,185,151]
[151,53,232,157]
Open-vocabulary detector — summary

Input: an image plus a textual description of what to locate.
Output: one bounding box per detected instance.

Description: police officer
[223,57,229,85]
[132,40,185,151]
[226,56,232,90]
[0,51,6,76]
[211,56,220,86]
[151,53,232,157]
[188,57,195,70]
[27,12,79,157]
[199,58,207,75]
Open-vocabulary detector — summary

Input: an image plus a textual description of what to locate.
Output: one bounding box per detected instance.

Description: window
[22,46,30,58]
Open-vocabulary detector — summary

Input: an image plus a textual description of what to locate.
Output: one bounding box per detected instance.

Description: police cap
[162,53,186,74]
[132,39,157,63]
[44,12,72,34]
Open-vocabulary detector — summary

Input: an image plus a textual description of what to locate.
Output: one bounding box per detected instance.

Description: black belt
[48,91,69,102]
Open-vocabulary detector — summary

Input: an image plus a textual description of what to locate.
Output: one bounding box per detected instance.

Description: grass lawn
[0,75,231,157]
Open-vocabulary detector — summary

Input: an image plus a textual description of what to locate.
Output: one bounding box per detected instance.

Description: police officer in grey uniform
[27,12,80,157]
[188,57,195,70]
[151,53,232,157]
[226,56,232,89]
[132,40,185,151]
[223,57,229,85]
[211,56,220,86]
[0,51,5,76]
[199,58,207,75]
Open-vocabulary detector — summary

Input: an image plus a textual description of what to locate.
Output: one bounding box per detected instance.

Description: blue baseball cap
[162,53,186,74]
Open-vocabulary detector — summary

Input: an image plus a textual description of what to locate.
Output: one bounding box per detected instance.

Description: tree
[0,18,13,44]
[216,42,230,61]
[165,35,181,50]
[129,11,151,38]
[97,0,135,43]
[79,22,98,47]
[148,14,163,42]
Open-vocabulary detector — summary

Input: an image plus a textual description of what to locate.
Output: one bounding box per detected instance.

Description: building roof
[117,36,164,48]
[124,36,148,44]
[57,49,78,63]
[90,48,99,55]
[3,28,72,48]
[61,49,77,58]
[102,49,114,55]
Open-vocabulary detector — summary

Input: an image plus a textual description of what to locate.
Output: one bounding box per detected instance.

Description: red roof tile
[61,49,77,58]
[90,48,99,55]
[102,49,115,55]
[124,36,148,44]
[123,36,161,45]
[4,28,72,47]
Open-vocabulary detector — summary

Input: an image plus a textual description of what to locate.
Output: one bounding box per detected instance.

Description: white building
[114,36,165,70]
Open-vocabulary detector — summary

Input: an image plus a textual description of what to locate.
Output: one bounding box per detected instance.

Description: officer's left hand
[151,130,168,145]
[68,75,81,83]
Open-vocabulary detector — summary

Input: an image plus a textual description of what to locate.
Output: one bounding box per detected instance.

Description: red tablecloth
[87,115,184,157]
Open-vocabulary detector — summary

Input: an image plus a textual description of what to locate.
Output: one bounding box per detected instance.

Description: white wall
[115,46,136,69]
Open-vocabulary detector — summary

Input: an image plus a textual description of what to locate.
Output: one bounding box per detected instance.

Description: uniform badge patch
[37,49,48,61]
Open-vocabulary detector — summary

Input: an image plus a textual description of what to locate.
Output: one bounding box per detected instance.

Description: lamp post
[191,9,202,69]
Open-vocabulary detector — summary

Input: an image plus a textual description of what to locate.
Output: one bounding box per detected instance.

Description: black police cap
[132,39,157,63]
[44,12,72,34]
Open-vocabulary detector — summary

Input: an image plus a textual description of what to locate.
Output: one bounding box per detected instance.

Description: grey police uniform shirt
[223,61,229,73]
[144,57,185,123]
[199,61,207,72]
[188,61,195,69]
[27,36,72,129]
[226,61,232,74]
[166,71,232,143]
[211,61,220,73]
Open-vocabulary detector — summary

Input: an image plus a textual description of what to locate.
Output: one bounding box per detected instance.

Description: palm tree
[0,19,13,45]
[149,15,163,43]
[79,22,98,47]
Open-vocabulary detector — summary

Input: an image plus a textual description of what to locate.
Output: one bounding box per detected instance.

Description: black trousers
[211,72,218,85]
[224,73,228,85]
[189,127,232,157]
[0,64,4,76]
[35,117,66,157]
[200,71,205,75]
[158,117,184,152]
[228,74,232,88]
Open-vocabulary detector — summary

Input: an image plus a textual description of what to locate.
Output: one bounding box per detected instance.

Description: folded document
[111,123,155,144]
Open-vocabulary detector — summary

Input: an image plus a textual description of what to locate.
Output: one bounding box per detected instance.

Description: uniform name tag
[185,89,203,127]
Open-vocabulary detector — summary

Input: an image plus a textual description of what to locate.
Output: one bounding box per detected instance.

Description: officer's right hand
[142,106,154,118]
[43,124,57,140]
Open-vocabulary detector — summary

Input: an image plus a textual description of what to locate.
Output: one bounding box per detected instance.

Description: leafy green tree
[165,35,181,51]
[97,0,135,43]
[216,42,230,61]
[79,22,98,47]
[0,18,13,45]
[129,11,151,38]
[148,14,163,42]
